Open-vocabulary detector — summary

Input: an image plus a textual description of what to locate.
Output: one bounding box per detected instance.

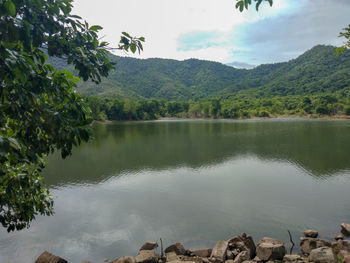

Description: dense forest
[51,44,350,120]
[86,91,350,121]
[79,45,350,99]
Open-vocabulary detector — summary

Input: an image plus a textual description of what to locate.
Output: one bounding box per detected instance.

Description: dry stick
[288,229,295,254]
[160,238,164,259]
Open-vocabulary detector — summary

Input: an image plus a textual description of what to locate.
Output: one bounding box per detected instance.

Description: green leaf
[122,32,131,38]
[138,42,143,51]
[256,0,263,11]
[130,43,136,53]
[5,0,16,16]
[236,2,244,12]
[90,25,103,31]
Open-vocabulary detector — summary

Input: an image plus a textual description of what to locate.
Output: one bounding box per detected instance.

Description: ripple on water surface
[1,119,350,263]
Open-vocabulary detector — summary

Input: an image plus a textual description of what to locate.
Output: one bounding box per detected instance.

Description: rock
[252,256,262,263]
[112,256,136,263]
[165,243,186,255]
[166,252,178,262]
[227,234,256,259]
[226,250,233,260]
[283,254,303,262]
[35,251,67,263]
[341,223,350,237]
[178,255,203,263]
[135,250,159,263]
[332,240,350,253]
[192,249,212,258]
[81,261,91,263]
[233,251,250,263]
[225,260,234,263]
[140,241,158,251]
[210,241,229,263]
[338,250,350,259]
[335,234,345,241]
[344,255,350,263]
[304,230,319,238]
[232,249,241,258]
[300,238,331,255]
[168,261,197,263]
[256,237,285,261]
[309,247,335,263]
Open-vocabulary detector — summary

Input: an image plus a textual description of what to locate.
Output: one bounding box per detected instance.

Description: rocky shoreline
[34,223,350,263]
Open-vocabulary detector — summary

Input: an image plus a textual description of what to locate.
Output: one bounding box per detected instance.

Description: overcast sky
[72,0,350,68]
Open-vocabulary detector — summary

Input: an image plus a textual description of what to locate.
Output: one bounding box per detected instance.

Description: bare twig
[287,229,295,254]
[160,238,164,258]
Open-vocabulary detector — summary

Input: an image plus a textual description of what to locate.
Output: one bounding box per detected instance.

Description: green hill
[49,45,350,100]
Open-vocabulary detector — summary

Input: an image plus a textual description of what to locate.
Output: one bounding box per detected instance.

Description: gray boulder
[309,247,335,263]
[35,251,67,263]
[210,241,229,263]
[304,230,319,238]
[192,249,212,258]
[300,238,331,255]
[135,250,159,263]
[165,243,186,255]
[112,256,136,263]
[252,256,262,263]
[256,237,285,261]
[333,240,350,253]
[226,250,233,260]
[335,234,344,241]
[227,233,256,259]
[283,254,305,263]
[341,223,350,237]
[233,251,250,263]
[140,241,158,251]
[338,250,350,259]
[167,261,197,263]
[166,252,178,262]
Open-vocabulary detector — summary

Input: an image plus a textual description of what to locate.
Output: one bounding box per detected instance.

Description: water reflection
[44,119,350,185]
[1,119,350,263]
[1,156,350,263]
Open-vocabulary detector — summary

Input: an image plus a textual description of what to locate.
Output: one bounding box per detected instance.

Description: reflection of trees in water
[43,120,350,186]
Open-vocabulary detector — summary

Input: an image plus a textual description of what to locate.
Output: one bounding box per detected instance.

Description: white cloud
[71,0,349,65]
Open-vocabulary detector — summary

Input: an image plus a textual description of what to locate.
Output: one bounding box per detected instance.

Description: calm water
[1,119,350,263]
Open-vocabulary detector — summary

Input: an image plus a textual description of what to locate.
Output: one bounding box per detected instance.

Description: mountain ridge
[50,45,350,100]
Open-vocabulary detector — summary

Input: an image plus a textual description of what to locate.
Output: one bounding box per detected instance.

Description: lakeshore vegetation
[80,45,350,121]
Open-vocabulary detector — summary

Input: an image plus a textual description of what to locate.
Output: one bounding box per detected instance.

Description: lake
[1,119,350,263]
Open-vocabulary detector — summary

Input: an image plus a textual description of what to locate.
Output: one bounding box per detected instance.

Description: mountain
[226,61,256,69]
[50,45,350,100]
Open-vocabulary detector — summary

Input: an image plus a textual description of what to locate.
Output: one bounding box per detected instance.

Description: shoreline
[34,224,350,263]
[93,115,350,124]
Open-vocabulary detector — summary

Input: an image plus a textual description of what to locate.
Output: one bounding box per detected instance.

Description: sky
[72,0,350,68]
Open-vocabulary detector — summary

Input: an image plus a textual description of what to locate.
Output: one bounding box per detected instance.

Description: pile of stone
[34,223,350,263]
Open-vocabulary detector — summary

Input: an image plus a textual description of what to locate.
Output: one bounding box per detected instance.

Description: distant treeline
[86,90,350,121]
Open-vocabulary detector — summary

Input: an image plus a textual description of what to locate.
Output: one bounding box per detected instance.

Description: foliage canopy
[0,0,143,231]
[65,45,350,101]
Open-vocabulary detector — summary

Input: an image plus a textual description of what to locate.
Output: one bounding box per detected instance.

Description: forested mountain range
[57,45,350,100]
